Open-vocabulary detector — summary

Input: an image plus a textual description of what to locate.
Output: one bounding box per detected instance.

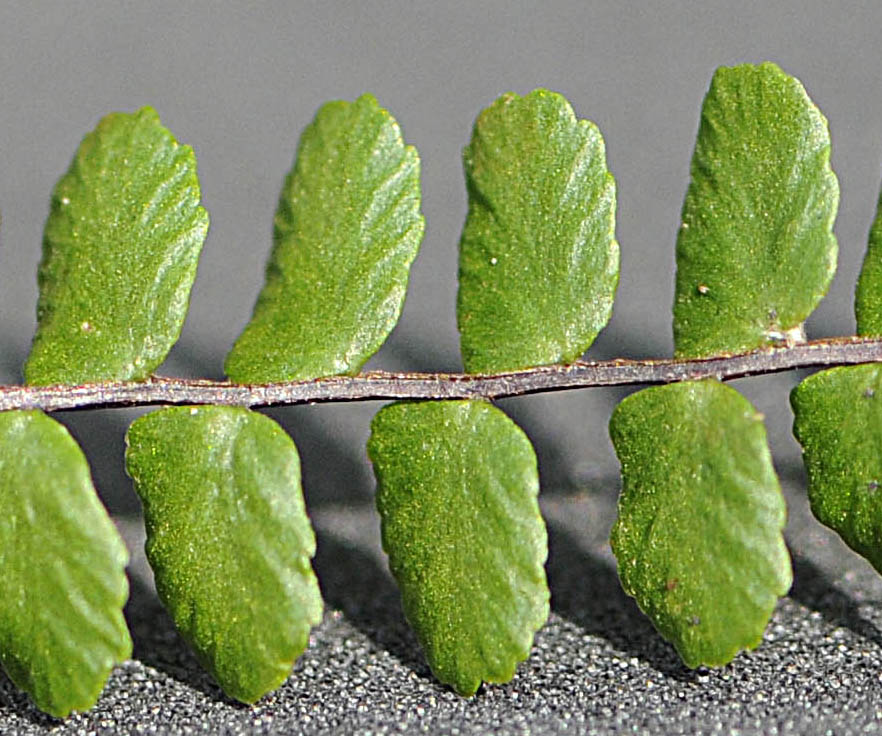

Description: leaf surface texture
[457,89,619,373]
[855,182,882,336]
[368,400,549,695]
[610,380,791,667]
[673,62,838,358]
[792,365,882,572]
[125,406,322,703]
[0,410,131,717]
[25,107,209,385]
[225,93,424,383]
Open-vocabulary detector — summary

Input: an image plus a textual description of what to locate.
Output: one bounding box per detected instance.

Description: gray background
[1,2,882,733]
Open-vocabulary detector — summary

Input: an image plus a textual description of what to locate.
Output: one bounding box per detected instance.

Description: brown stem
[4,336,882,412]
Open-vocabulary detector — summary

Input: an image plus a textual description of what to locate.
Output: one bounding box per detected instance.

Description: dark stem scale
[5,336,882,412]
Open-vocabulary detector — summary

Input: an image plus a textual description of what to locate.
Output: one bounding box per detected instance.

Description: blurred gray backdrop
[2,3,882,734]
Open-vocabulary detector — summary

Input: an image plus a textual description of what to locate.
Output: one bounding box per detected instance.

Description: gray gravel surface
[3,468,882,736]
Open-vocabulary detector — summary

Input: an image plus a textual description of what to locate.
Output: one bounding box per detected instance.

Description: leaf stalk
[6,336,882,412]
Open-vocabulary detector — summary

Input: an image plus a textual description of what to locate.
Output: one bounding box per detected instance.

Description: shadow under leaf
[124,571,236,706]
[545,516,695,681]
[788,553,882,649]
[312,527,430,680]
[0,671,61,729]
